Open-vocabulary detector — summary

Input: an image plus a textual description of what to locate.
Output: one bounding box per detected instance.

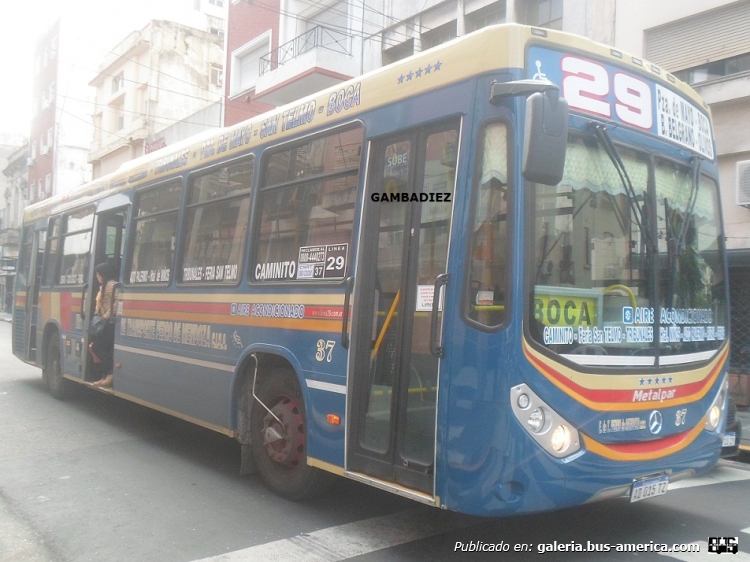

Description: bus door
[348,119,459,494]
[83,206,127,382]
[14,226,44,362]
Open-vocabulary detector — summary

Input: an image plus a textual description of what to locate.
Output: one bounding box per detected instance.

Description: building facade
[88,20,225,178]
[28,19,93,204]
[0,139,28,313]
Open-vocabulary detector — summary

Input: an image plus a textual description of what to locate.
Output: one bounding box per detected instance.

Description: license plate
[630,474,669,503]
[723,433,736,447]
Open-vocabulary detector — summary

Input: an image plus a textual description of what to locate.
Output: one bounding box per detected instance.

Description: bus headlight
[551,425,572,453]
[527,408,545,433]
[511,384,581,459]
[707,405,721,430]
[704,376,728,432]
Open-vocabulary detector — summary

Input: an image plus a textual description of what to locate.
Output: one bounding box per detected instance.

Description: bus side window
[127,180,183,285]
[465,122,509,328]
[253,125,363,283]
[180,157,254,284]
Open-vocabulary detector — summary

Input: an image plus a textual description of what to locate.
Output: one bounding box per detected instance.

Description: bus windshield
[529,135,727,366]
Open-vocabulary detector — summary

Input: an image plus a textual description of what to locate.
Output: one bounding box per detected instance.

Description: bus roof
[24,23,708,224]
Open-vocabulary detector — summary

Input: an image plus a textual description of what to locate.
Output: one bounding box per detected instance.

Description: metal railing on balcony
[260,25,353,76]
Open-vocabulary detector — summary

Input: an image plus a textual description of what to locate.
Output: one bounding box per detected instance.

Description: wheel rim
[261,395,305,470]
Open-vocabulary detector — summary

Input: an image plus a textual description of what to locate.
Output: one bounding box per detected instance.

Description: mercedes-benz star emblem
[649,410,663,435]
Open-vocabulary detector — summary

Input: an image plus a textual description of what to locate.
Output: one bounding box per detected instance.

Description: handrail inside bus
[372,291,400,360]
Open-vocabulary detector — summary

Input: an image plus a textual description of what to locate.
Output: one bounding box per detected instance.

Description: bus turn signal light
[327,414,341,425]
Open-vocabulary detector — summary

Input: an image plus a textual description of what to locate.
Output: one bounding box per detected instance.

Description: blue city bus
[13,24,730,516]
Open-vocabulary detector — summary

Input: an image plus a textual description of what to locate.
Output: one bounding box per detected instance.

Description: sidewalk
[0,312,11,323]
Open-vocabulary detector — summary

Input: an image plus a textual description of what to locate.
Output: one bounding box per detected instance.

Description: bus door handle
[341,276,354,348]
[430,273,450,358]
[80,283,88,321]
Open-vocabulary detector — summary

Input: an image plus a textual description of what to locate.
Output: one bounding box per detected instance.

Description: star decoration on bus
[397,60,442,84]
[639,375,674,387]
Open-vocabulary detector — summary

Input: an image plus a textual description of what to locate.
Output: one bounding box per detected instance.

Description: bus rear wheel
[250,367,334,500]
[44,338,69,400]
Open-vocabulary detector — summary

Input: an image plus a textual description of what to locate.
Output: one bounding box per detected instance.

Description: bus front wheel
[44,338,69,400]
[250,367,334,500]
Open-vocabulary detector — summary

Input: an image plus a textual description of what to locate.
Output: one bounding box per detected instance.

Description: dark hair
[95,262,118,282]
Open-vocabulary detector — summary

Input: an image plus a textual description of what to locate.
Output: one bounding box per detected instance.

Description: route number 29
[561,56,652,130]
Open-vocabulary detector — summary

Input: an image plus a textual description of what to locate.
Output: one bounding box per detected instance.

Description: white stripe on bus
[115,344,235,372]
[306,379,347,394]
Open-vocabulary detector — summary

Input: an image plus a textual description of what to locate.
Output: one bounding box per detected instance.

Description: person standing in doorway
[91,262,118,388]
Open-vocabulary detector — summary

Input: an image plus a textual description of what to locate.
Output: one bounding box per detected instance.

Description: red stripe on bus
[123,300,230,314]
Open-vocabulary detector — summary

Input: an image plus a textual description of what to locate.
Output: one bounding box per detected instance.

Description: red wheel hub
[261,396,305,469]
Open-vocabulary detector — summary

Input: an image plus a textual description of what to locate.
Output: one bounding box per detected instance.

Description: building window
[194,0,201,8]
[231,33,270,96]
[45,174,52,194]
[112,72,125,94]
[526,0,563,30]
[31,141,37,159]
[209,0,224,6]
[422,21,457,51]
[382,39,414,65]
[211,65,223,86]
[207,15,225,37]
[47,128,53,149]
[466,1,506,33]
[111,99,125,131]
[674,52,750,85]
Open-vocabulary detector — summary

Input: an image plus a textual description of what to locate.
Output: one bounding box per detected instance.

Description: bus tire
[250,367,334,500]
[44,337,69,400]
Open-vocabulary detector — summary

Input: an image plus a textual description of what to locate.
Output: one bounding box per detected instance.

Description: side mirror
[523,90,568,185]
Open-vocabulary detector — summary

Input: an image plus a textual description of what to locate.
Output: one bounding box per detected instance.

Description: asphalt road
[1,320,749,562]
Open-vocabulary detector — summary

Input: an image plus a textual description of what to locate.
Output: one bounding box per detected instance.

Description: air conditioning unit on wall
[738,160,750,208]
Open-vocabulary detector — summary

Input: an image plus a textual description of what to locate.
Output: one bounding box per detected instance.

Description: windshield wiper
[590,123,657,255]
[675,156,702,256]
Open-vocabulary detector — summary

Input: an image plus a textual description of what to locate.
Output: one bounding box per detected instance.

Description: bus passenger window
[181,157,254,284]
[59,208,94,286]
[127,179,183,285]
[253,125,363,282]
[41,217,61,286]
[466,122,509,327]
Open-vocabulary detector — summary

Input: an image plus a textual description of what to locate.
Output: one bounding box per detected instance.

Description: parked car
[721,397,742,459]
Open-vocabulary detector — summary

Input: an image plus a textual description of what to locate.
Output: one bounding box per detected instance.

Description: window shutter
[645,2,750,72]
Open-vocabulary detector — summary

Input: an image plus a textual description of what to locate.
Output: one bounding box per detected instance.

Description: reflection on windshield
[529,135,727,367]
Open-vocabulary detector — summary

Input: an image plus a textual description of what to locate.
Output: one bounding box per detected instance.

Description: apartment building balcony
[88,117,148,164]
[255,26,359,106]
[691,70,750,157]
